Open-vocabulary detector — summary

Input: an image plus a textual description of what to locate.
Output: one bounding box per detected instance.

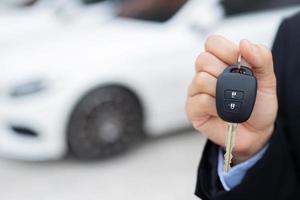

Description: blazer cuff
[217,144,268,191]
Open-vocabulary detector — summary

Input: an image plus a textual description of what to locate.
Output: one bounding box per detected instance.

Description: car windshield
[81,0,107,4]
[0,0,107,7]
[0,0,38,7]
[116,0,188,22]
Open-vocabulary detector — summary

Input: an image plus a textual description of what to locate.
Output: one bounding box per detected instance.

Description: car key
[216,55,257,172]
[224,122,237,172]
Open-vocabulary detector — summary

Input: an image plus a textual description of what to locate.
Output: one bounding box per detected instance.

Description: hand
[186,35,278,164]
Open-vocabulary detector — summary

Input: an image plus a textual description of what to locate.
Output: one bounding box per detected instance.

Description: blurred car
[0,0,115,50]
[0,0,38,7]
[0,0,299,161]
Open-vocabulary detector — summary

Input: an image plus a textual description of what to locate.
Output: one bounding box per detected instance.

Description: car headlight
[10,79,48,98]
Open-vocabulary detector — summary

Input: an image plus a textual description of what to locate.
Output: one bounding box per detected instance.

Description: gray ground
[0,131,205,200]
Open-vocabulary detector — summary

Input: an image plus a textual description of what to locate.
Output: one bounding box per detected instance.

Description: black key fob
[216,65,257,123]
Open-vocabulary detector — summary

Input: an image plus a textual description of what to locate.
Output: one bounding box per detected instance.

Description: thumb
[240,39,276,91]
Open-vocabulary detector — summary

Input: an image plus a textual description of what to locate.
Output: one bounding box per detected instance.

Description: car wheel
[67,86,144,160]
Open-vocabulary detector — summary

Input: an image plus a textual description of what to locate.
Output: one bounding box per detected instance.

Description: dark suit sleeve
[195,17,300,200]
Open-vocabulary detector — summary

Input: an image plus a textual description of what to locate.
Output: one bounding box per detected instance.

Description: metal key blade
[224,122,238,173]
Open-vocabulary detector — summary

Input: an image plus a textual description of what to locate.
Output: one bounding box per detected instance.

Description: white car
[0,0,299,161]
[0,0,115,50]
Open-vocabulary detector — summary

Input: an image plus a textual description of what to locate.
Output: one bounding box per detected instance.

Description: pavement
[0,130,206,200]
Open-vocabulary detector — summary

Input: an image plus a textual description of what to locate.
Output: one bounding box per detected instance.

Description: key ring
[237,54,242,69]
[237,54,249,69]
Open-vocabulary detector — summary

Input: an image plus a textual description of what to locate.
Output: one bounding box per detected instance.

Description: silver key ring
[237,54,242,69]
[237,54,249,69]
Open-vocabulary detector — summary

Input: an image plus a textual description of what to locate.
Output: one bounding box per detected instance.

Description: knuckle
[195,72,210,87]
[195,52,211,72]
[195,53,205,71]
[205,35,216,50]
[186,99,201,121]
[199,93,211,105]
[191,121,203,131]
[205,35,222,50]
[195,73,204,86]
[187,82,195,96]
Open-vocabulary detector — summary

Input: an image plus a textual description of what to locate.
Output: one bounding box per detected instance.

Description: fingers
[189,38,230,124]
[188,36,230,129]
[195,52,227,77]
[202,35,276,92]
[205,35,239,65]
[239,39,276,90]
[197,117,227,147]
[186,94,218,121]
[188,72,217,97]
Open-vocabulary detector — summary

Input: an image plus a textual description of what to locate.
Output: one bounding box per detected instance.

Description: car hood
[0,1,114,50]
[1,18,176,80]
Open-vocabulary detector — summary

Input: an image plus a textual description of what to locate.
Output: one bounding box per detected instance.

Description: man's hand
[186,35,278,164]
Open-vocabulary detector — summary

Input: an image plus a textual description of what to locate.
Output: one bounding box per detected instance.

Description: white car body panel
[0,0,115,50]
[0,0,299,160]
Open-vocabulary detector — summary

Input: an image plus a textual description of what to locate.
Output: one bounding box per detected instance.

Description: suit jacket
[195,13,300,200]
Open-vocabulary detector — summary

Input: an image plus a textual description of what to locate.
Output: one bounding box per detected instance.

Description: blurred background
[0,0,300,199]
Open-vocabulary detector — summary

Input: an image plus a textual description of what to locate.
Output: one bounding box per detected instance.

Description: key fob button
[224,101,241,113]
[224,90,244,100]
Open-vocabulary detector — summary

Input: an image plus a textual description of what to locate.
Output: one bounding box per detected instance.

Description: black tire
[67,86,144,160]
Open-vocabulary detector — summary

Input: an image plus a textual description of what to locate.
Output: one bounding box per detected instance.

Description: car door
[154,28,199,130]
[134,27,199,134]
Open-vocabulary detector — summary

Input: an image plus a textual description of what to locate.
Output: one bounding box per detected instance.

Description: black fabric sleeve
[196,121,300,200]
[195,17,300,200]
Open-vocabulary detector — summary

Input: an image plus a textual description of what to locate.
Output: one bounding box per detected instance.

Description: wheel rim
[89,110,123,144]
[68,87,144,159]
